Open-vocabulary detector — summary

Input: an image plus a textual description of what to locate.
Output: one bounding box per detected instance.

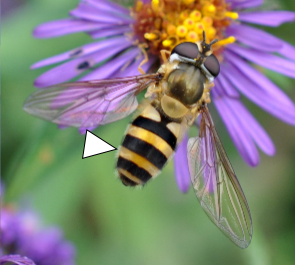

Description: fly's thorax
[166,63,206,106]
[160,95,188,119]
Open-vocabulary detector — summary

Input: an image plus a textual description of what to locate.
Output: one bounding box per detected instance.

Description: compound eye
[171,42,199,60]
[204,54,220,77]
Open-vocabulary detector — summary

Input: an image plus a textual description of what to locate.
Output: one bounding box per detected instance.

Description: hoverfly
[24,32,253,248]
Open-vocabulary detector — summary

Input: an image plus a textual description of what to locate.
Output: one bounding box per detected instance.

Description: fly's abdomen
[117,104,181,186]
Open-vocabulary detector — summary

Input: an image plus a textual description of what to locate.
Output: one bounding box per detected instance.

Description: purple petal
[84,0,130,15]
[228,0,263,9]
[214,72,240,99]
[79,47,140,81]
[223,49,295,108]
[0,255,36,265]
[174,134,190,193]
[32,36,129,69]
[114,54,158,77]
[220,60,295,125]
[34,37,132,87]
[212,93,260,166]
[211,78,223,97]
[227,24,283,53]
[89,25,132,39]
[70,3,133,24]
[33,18,108,38]
[227,23,295,61]
[238,11,295,27]
[227,43,295,79]
[223,98,275,156]
[279,41,295,62]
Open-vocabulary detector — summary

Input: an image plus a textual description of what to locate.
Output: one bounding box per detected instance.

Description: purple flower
[1,206,75,265]
[31,0,295,192]
[1,255,36,265]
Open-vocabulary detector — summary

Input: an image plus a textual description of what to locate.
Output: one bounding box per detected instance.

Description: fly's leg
[204,82,214,103]
[138,43,149,75]
[160,49,171,63]
[200,81,214,104]
[186,106,201,126]
[145,83,162,98]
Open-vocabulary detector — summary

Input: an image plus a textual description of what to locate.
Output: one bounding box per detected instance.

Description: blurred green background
[2,0,295,264]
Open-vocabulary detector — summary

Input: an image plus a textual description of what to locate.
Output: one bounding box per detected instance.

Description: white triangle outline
[82,130,117,159]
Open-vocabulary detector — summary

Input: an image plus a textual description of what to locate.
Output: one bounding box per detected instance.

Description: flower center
[132,0,237,60]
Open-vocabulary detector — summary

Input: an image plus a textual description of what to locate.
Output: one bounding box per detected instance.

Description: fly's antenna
[203,30,206,43]
[201,31,218,55]
[209,39,218,46]
[203,30,218,47]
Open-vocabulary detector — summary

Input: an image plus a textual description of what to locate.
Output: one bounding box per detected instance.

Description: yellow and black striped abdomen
[117,104,182,186]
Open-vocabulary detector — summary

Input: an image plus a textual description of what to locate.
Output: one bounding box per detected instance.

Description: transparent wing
[187,106,253,248]
[24,74,160,127]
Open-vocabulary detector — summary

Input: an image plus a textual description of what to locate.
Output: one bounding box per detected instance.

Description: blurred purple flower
[31,0,295,192]
[1,206,75,265]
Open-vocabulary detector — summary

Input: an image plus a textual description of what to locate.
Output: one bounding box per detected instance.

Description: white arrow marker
[83,130,117,159]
